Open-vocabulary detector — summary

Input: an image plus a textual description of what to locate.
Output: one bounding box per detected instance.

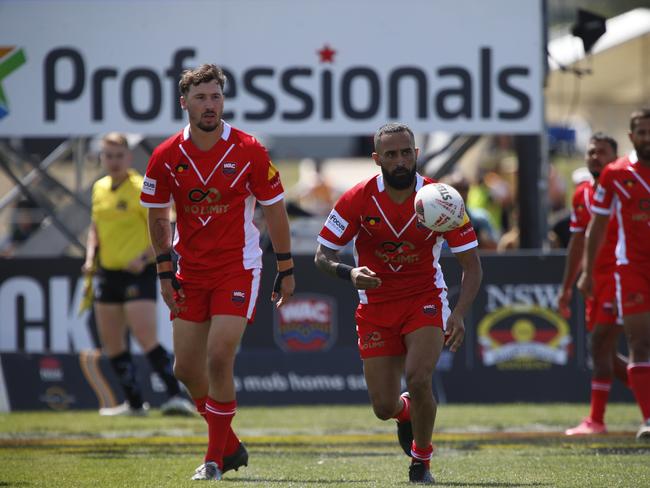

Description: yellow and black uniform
[92,169,156,303]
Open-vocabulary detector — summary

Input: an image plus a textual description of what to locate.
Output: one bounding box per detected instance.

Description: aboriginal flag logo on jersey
[274,294,337,352]
[364,216,382,229]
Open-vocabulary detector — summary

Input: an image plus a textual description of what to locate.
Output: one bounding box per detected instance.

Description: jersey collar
[182,121,232,143]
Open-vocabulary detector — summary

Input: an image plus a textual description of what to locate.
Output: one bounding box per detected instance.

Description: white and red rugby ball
[414,182,467,232]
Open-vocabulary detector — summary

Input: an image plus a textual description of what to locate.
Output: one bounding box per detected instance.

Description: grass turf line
[0,403,648,487]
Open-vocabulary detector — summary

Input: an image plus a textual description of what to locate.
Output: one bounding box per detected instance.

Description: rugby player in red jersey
[558,133,629,436]
[315,122,482,484]
[141,64,295,480]
[579,109,650,439]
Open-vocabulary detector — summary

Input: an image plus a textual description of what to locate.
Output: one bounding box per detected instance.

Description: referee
[82,132,193,416]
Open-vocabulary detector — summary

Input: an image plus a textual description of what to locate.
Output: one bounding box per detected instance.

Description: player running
[315,122,482,484]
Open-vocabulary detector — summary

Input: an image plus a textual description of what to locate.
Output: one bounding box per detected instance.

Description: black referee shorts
[94,264,157,304]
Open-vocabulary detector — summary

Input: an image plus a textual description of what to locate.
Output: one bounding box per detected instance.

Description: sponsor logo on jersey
[360,330,385,352]
[232,290,246,305]
[175,163,189,173]
[364,216,382,228]
[189,187,221,203]
[116,199,127,211]
[142,176,157,195]
[325,209,348,238]
[375,240,419,264]
[268,161,279,181]
[125,284,140,299]
[423,304,438,316]
[222,162,237,175]
[274,294,337,352]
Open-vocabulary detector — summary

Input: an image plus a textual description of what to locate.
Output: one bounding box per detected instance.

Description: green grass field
[1,403,648,487]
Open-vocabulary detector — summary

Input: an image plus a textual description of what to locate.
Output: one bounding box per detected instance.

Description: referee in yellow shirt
[82,132,193,416]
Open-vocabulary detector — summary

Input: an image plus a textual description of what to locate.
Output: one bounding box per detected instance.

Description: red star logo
[317,44,336,63]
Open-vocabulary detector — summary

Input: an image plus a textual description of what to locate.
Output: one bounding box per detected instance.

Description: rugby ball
[414,183,467,232]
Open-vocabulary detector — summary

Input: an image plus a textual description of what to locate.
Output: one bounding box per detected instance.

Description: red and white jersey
[140,122,284,282]
[569,179,617,273]
[592,153,650,266]
[317,174,478,304]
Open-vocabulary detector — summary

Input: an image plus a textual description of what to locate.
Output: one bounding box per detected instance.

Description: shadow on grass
[440,483,552,487]
[224,478,372,484]
[592,446,650,455]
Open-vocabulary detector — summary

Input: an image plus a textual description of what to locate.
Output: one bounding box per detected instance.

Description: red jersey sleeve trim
[591,205,611,215]
[140,199,173,208]
[317,235,345,251]
[258,192,284,206]
[569,226,586,233]
[449,240,478,253]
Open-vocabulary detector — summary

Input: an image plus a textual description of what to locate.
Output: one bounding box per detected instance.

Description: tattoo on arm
[314,245,342,278]
[151,217,172,255]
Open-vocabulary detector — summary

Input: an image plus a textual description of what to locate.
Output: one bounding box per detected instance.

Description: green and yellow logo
[0,46,27,120]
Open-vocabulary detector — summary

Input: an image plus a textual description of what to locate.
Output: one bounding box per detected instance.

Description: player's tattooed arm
[314,243,343,278]
[147,207,173,255]
[315,244,381,289]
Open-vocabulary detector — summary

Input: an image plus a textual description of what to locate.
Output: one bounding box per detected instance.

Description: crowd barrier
[0,252,633,411]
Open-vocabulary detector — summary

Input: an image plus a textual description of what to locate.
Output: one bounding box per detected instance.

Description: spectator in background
[467,168,513,235]
[291,158,336,216]
[441,172,498,250]
[547,164,571,248]
[0,198,42,256]
[83,132,194,417]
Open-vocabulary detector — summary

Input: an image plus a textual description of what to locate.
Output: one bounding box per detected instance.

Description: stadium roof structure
[546,7,650,151]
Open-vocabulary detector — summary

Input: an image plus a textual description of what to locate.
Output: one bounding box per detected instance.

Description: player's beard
[634,142,650,161]
[382,165,416,190]
[196,111,220,132]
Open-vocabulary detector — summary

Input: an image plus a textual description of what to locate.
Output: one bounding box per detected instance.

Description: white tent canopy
[546,7,650,152]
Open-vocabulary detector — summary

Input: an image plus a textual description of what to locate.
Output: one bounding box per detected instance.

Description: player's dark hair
[590,132,617,155]
[630,108,650,132]
[374,122,415,152]
[179,64,227,96]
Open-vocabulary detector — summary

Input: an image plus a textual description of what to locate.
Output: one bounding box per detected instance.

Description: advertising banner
[0,0,543,136]
[0,253,634,409]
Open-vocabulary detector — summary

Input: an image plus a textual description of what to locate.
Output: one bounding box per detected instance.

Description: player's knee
[206,351,234,375]
[371,400,397,421]
[172,361,196,385]
[405,370,433,396]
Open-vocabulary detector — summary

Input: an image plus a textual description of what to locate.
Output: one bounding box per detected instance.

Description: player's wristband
[273,267,294,293]
[336,263,353,281]
[157,271,181,290]
[275,252,293,261]
[156,253,172,263]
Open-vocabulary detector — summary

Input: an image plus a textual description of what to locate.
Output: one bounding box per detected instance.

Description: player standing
[83,132,194,417]
[315,123,482,484]
[558,133,629,435]
[579,109,650,439]
[140,64,295,479]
